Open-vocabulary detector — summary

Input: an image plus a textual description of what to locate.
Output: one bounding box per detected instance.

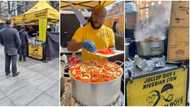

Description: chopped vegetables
[69,60,123,83]
[68,55,80,65]
[96,49,115,55]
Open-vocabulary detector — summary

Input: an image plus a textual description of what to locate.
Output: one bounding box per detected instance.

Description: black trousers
[19,45,27,61]
[5,54,17,75]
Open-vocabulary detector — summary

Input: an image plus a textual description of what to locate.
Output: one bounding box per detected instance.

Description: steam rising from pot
[135,1,172,41]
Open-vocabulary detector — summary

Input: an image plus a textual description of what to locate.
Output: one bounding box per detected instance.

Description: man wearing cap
[67,5,115,60]
[0,20,21,77]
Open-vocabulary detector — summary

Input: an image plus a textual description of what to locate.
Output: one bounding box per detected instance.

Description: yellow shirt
[72,23,115,61]
[72,23,115,50]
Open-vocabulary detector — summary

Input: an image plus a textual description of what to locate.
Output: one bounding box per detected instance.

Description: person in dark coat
[0,20,21,77]
[18,26,29,61]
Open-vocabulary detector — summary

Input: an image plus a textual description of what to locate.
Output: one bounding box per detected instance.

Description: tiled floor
[0,46,59,106]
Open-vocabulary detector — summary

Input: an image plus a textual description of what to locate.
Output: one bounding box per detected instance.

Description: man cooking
[67,5,115,60]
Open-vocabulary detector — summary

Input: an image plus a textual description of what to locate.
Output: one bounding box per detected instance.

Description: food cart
[11,1,59,61]
[125,1,189,106]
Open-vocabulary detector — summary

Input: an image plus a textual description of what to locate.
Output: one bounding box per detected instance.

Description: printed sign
[28,43,43,60]
[127,68,187,106]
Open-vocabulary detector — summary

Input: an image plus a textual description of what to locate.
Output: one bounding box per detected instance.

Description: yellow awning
[61,0,115,10]
[12,1,59,25]
[11,15,23,24]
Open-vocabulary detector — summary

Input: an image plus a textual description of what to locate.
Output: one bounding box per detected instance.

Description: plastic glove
[82,40,96,52]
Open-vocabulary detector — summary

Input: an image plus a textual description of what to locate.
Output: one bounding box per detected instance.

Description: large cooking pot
[70,61,123,106]
[136,39,164,57]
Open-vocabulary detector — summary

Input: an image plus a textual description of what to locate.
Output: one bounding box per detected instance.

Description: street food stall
[125,1,189,106]
[60,1,125,106]
[11,1,59,61]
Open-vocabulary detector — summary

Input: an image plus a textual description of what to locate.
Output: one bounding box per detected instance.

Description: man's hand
[67,40,83,51]
[82,40,96,52]
[67,40,96,52]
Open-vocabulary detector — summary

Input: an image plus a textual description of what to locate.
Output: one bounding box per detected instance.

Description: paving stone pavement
[0,45,59,106]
